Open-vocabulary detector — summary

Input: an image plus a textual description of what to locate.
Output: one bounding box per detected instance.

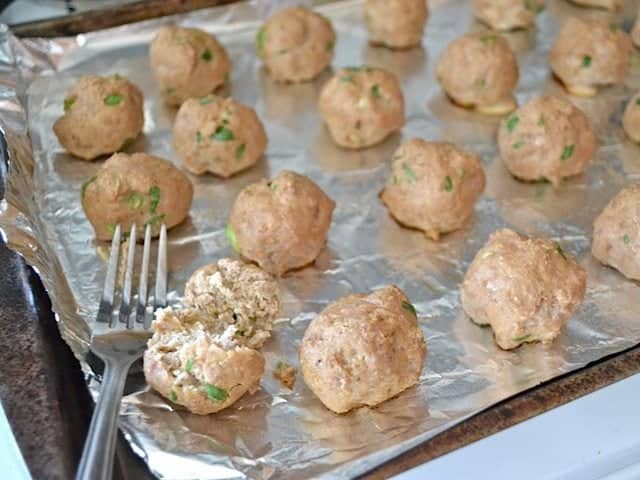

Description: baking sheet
[2,0,640,478]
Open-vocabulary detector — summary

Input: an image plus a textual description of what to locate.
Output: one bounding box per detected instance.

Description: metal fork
[76,223,168,480]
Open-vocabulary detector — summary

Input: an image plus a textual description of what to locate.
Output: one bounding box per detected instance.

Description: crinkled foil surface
[1,0,640,478]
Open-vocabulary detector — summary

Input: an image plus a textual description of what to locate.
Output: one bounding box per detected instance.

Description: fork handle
[76,357,134,480]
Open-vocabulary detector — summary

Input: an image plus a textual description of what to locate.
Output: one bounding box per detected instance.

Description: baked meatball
[299,286,426,413]
[436,33,519,115]
[566,0,621,10]
[633,11,640,48]
[498,95,597,187]
[318,66,405,149]
[622,91,640,143]
[53,75,143,160]
[144,307,265,415]
[473,0,544,31]
[592,185,640,280]
[380,139,486,240]
[173,95,267,177]
[256,6,335,83]
[150,26,231,106]
[227,171,335,276]
[81,153,193,240]
[461,229,587,350]
[184,258,281,349]
[364,0,429,49]
[549,17,632,97]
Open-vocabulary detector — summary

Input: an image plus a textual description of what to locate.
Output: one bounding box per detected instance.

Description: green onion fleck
[212,126,234,142]
[184,358,194,373]
[457,167,467,180]
[537,117,544,126]
[512,140,524,150]
[635,98,640,106]
[623,234,631,245]
[64,96,76,113]
[402,301,417,317]
[195,131,203,144]
[199,96,215,106]
[561,144,574,161]
[235,143,246,160]
[226,224,239,253]
[106,224,116,235]
[326,40,334,52]
[203,383,228,402]
[146,214,166,227]
[610,23,620,32]
[392,175,399,185]
[556,244,567,260]
[444,175,453,192]
[479,34,498,44]
[165,87,176,95]
[582,55,592,68]
[341,75,354,83]
[169,390,178,402]
[126,191,144,210]
[402,165,418,183]
[81,176,97,198]
[201,48,213,62]
[371,84,381,98]
[104,93,123,106]
[267,181,277,191]
[513,334,532,343]
[149,186,160,214]
[506,114,519,133]
[256,27,266,53]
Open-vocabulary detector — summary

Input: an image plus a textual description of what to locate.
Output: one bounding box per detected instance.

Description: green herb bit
[212,126,234,142]
[106,224,116,235]
[537,117,545,126]
[582,55,592,68]
[278,49,288,55]
[479,33,498,45]
[506,114,519,133]
[392,175,399,185]
[226,224,239,253]
[126,191,144,210]
[183,358,194,373]
[146,214,166,227]
[371,84,381,98]
[512,140,524,150]
[561,144,574,161]
[444,175,453,192]
[556,244,568,260]
[623,234,631,245]
[195,131,203,144]
[609,23,620,32]
[341,75,354,83]
[267,181,277,190]
[169,390,178,402]
[326,40,334,52]
[457,167,467,180]
[165,87,176,95]
[402,301,417,317]
[635,97,640,106]
[474,78,486,89]
[104,93,123,106]
[402,165,418,183]
[81,176,97,198]
[149,186,160,214]
[203,383,228,402]
[64,96,76,113]
[513,334,532,343]
[235,143,246,160]
[199,96,215,106]
[256,27,266,53]
[201,48,213,62]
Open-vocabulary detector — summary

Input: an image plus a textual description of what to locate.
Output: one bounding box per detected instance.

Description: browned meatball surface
[364,0,429,49]
[473,0,544,31]
[81,153,193,240]
[549,17,632,97]
[461,229,587,350]
[256,6,336,83]
[436,33,519,114]
[592,185,640,280]
[299,286,426,414]
[622,91,640,143]
[498,95,597,187]
[150,26,231,106]
[227,171,335,276]
[53,74,144,160]
[381,139,486,240]
[318,66,405,149]
[173,95,267,177]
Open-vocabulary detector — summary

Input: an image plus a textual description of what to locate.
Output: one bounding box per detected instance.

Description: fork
[76,223,168,480]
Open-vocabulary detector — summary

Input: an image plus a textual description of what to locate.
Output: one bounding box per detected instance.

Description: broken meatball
[256,6,336,83]
[299,286,426,414]
[53,74,144,160]
[173,95,267,177]
[318,66,405,149]
[549,17,632,97]
[150,26,231,106]
[144,307,265,415]
[227,171,335,276]
[461,229,587,350]
[473,0,544,31]
[364,0,429,49]
[184,258,281,349]
[592,184,640,280]
[380,139,486,240]
[436,33,519,115]
[498,95,597,187]
[622,91,640,143]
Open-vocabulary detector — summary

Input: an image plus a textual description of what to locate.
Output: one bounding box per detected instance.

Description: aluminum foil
[1,0,640,478]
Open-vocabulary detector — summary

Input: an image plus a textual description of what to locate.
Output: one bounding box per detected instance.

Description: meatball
[461,229,587,350]
[81,153,193,240]
[318,66,405,149]
[144,307,265,415]
[549,17,632,97]
[184,258,281,349]
[227,171,335,276]
[592,185,640,280]
[633,11,640,48]
[497,95,597,187]
[436,33,519,115]
[256,6,336,83]
[53,74,143,160]
[380,139,486,240]
[150,26,231,106]
[173,95,267,177]
[473,0,544,31]
[364,0,429,49]
[566,0,621,10]
[299,286,426,414]
[622,91,640,143]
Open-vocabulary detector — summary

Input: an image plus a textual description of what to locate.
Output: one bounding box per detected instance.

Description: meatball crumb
[273,361,297,389]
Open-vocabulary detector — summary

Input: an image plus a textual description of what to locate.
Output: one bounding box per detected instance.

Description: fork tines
[96,223,168,330]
